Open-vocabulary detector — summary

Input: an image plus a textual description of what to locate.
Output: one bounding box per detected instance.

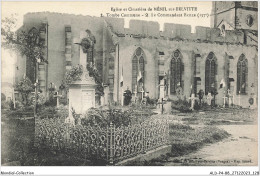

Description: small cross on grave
[140,88,145,101]
[53,91,62,107]
[222,91,227,108]
[249,83,257,109]
[133,85,137,103]
[189,93,197,110]
[238,91,241,106]
[157,98,167,114]
[206,93,213,106]
[232,92,235,105]
[227,89,232,107]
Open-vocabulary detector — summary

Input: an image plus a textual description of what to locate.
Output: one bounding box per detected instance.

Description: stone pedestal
[159,79,165,100]
[104,86,109,105]
[67,29,97,119]
[69,72,96,118]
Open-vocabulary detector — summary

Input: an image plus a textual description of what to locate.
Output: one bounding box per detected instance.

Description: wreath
[176,86,183,98]
[64,65,83,86]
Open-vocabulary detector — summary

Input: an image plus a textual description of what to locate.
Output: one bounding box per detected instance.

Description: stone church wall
[15,12,257,107]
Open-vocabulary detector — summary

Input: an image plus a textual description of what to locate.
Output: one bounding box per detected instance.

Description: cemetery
[1,63,257,165]
[1,35,257,165]
[1,28,258,165]
[1,2,258,166]
[2,95,257,166]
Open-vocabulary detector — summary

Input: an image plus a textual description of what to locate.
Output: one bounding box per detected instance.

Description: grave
[227,89,233,107]
[68,30,97,119]
[249,84,257,109]
[159,79,165,100]
[222,90,227,107]
[189,93,197,110]
[206,93,213,106]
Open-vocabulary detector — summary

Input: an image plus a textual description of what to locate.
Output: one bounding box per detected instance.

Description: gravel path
[165,125,258,166]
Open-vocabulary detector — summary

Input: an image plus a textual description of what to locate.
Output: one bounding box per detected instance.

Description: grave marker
[207,93,213,106]
[189,93,197,110]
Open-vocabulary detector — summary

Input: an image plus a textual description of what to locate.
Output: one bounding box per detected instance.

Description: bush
[14,100,23,109]
[171,99,192,113]
[1,101,10,109]
[82,107,133,128]
[81,106,152,128]
[9,100,15,110]
[1,93,6,101]
[56,105,68,119]
[5,108,34,118]
[193,100,200,110]
[37,105,68,119]
[43,98,56,107]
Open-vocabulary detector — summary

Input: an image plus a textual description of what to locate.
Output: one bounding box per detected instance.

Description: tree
[2,14,47,63]
[2,14,47,116]
[15,76,34,106]
[1,93,6,101]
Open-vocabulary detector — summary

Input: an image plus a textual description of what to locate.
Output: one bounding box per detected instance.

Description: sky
[1,1,212,84]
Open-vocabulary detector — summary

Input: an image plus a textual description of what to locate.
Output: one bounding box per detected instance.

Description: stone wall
[115,22,257,107]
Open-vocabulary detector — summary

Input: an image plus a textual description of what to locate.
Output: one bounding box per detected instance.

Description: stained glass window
[132,47,145,92]
[170,50,183,94]
[205,52,217,95]
[237,54,248,94]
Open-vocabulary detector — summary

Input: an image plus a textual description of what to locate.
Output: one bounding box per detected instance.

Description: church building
[15,1,258,108]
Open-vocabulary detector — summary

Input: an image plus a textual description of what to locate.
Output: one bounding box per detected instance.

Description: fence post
[142,122,146,154]
[34,117,39,148]
[166,119,170,145]
[109,122,114,165]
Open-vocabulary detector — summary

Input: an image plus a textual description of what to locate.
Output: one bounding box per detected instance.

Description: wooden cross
[53,91,62,107]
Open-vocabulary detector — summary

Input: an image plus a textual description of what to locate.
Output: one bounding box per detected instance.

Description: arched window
[26,27,40,83]
[205,52,217,95]
[237,54,248,94]
[170,50,184,94]
[132,47,145,93]
[108,57,115,92]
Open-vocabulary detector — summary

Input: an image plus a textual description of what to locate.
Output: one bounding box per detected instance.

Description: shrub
[43,98,56,107]
[37,106,56,119]
[1,101,10,109]
[81,105,152,128]
[5,108,34,118]
[56,105,68,119]
[14,100,23,109]
[193,100,200,110]
[9,100,15,110]
[14,76,34,106]
[1,93,6,101]
[81,107,133,128]
[171,99,192,113]
[37,105,68,119]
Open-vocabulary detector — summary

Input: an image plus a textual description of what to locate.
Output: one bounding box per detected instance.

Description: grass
[169,124,230,157]
[2,107,252,166]
[1,117,102,166]
[124,123,230,166]
[174,108,258,126]
[1,118,35,165]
